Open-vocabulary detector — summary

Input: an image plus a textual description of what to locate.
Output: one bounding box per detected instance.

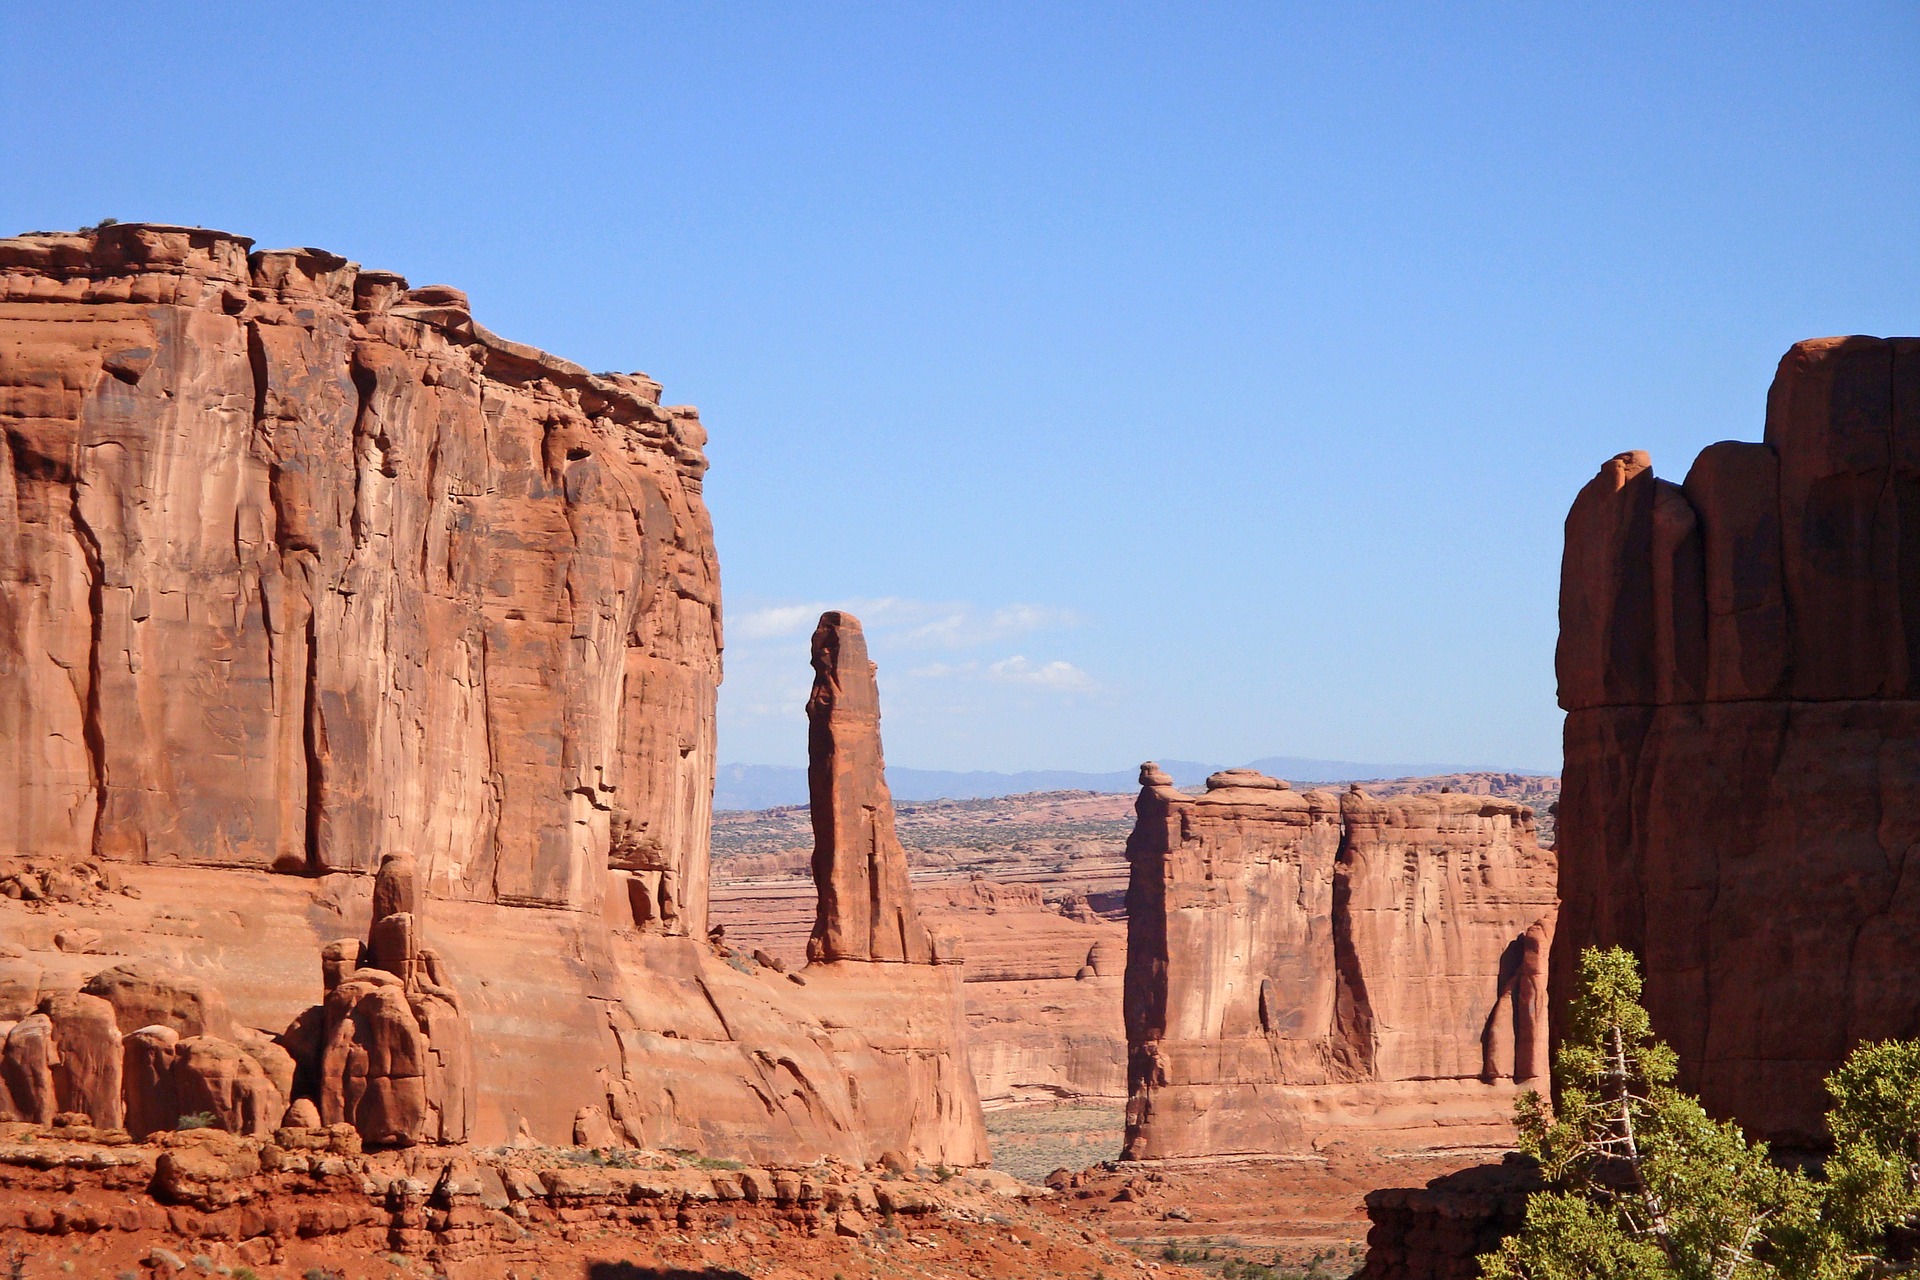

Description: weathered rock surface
[0,1123,1117,1280]
[302,852,473,1146]
[806,612,937,964]
[0,222,720,923]
[1124,765,1556,1159]
[82,961,234,1040]
[1556,334,1920,1145]
[919,880,1127,1108]
[0,227,989,1166]
[709,870,1128,1109]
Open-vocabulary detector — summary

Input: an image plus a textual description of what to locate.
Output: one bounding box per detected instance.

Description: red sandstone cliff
[1123,766,1555,1159]
[1556,334,1920,1146]
[0,225,984,1165]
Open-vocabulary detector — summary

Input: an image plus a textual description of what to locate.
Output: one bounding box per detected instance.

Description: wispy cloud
[904,655,1098,694]
[731,598,1078,649]
[987,655,1096,691]
[723,597,1097,728]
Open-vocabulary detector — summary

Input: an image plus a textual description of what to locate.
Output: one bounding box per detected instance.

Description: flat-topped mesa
[1556,334,1920,1146]
[806,611,937,964]
[1123,764,1556,1160]
[0,223,719,926]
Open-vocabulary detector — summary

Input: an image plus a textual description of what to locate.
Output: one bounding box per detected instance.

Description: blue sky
[6,4,1916,773]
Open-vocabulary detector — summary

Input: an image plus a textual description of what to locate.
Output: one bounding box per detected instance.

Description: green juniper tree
[1483,947,1812,1280]
[1484,948,1920,1280]
[1780,1039,1920,1278]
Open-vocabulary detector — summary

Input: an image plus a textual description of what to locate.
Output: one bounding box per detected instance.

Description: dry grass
[984,1101,1126,1183]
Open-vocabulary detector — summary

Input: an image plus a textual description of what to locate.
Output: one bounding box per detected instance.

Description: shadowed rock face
[1556,334,1920,1146]
[806,612,936,964]
[1123,766,1556,1160]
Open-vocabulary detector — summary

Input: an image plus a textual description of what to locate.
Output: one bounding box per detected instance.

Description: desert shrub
[176,1112,218,1131]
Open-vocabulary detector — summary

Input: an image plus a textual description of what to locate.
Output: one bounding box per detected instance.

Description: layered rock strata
[0,226,986,1165]
[706,873,1128,1108]
[1556,334,1920,1145]
[1356,1155,1541,1280]
[1123,766,1556,1159]
[0,1122,1103,1277]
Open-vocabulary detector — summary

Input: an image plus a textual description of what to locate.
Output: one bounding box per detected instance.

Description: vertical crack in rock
[1329,831,1376,1075]
[302,604,324,874]
[69,479,108,857]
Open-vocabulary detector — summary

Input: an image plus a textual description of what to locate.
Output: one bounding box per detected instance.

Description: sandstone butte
[0,223,987,1166]
[1557,333,1920,1148]
[1122,764,1557,1160]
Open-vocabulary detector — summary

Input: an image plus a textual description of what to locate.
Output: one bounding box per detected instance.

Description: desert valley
[0,215,1914,1280]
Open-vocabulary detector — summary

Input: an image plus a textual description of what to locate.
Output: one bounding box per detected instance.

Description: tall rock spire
[806,612,935,963]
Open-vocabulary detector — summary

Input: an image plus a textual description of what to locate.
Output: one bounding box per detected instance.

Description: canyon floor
[704,776,1557,1276]
[0,1121,1168,1280]
[0,1120,1500,1280]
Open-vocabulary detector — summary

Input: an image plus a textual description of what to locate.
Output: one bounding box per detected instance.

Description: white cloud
[720,599,1097,754]
[986,655,1096,692]
[730,598,1078,649]
[731,604,826,641]
[900,655,1097,694]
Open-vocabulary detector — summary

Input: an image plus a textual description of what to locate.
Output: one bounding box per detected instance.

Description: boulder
[0,1014,57,1124]
[38,991,124,1129]
[172,1036,286,1136]
[573,1105,617,1148]
[122,1025,184,1138]
[318,971,429,1147]
[81,962,235,1040]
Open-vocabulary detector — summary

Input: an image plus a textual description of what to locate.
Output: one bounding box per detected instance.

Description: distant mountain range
[714,756,1556,811]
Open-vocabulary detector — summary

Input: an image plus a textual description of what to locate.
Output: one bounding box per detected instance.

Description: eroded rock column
[806,612,936,965]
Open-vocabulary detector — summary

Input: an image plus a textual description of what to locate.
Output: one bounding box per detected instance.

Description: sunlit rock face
[0,222,719,920]
[0,227,988,1165]
[1122,765,1556,1159]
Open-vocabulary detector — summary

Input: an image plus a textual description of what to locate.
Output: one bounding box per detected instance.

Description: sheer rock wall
[1556,334,1920,1145]
[0,227,985,1165]
[1123,766,1556,1159]
[0,223,719,923]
